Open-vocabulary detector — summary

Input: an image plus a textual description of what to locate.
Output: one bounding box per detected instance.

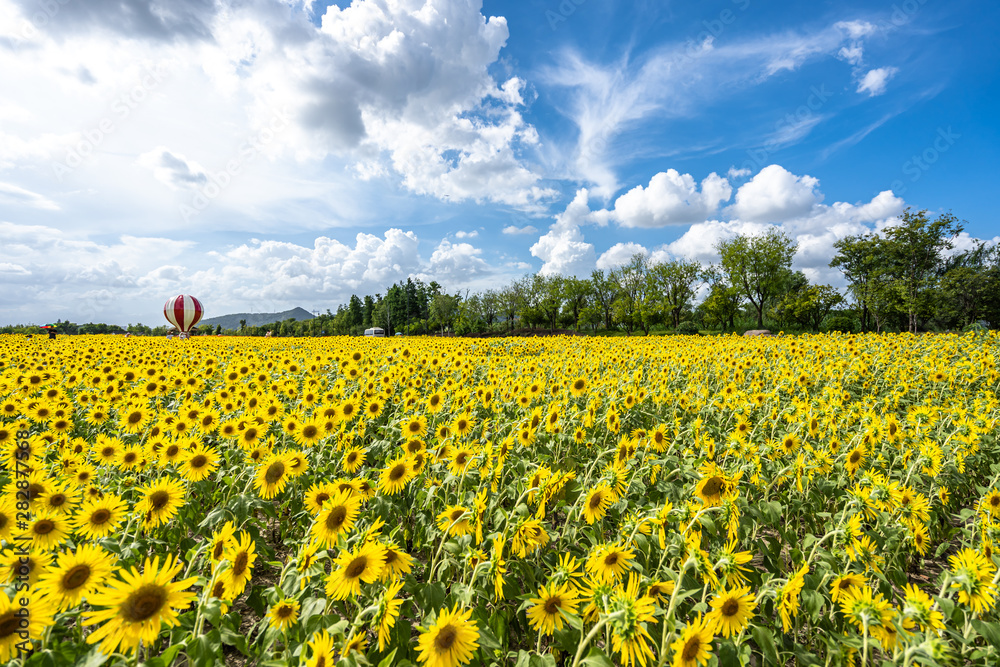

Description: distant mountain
[199,307,316,330]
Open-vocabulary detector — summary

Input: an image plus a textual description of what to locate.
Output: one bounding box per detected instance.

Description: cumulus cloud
[529,189,599,277]
[454,230,478,239]
[728,165,822,222]
[596,243,648,270]
[857,67,899,96]
[610,170,731,228]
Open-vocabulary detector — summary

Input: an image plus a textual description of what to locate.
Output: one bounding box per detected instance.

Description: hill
[199,307,315,330]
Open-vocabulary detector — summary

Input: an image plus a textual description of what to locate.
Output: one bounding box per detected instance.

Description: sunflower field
[1,331,999,667]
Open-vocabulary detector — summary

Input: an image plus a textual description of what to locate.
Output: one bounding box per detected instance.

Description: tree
[717,230,797,328]
[429,293,461,334]
[560,277,592,330]
[239,319,247,332]
[830,234,883,332]
[609,254,649,334]
[881,209,964,333]
[699,282,743,331]
[589,269,618,330]
[773,283,845,331]
[646,258,705,329]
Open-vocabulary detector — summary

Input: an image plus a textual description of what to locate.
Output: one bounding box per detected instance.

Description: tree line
[3,209,995,338]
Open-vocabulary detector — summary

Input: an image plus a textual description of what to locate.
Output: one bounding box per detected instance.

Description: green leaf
[580,647,615,667]
[377,649,398,667]
[751,625,779,666]
[972,620,1000,651]
[716,642,740,667]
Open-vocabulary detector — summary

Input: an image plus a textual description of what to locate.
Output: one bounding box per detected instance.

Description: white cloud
[529,189,598,277]
[728,165,822,222]
[503,225,538,235]
[417,239,491,284]
[137,147,208,190]
[857,67,899,97]
[838,44,865,66]
[610,170,731,228]
[454,230,478,239]
[835,20,877,39]
[596,242,648,270]
[0,182,60,210]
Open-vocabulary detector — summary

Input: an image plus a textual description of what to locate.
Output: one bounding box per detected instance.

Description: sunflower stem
[570,611,624,667]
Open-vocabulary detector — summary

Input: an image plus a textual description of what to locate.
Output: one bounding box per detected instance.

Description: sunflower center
[0,612,21,639]
[455,453,468,465]
[233,551,249,576]
[166,445,180,457]
[588,493,604,510]
[128,412,143,424]
[28,483,45,500]
[385,550,398,565]
[604,553,619,566]
[408,422,421,433]
[991,496,1000,508]
[326,506,347,531]
[849,451,862,464]
[276,604,294,618]
[389,464,407,481]
[721,598,740,617]
[434,624,457,651]
[33,519,55,536]
[302,425,318,438]
[449,510,464,522]
[149,490,170,509]
[122,583,168,623]
[315,492,330,506]
[345,556,368,579]
[265,461,286,485]
[682,636,702,661]
[48,493,67,508]
[190,455,208,469]
[62,563,92,590]
[543,596,562,614]
[702,476,724,496]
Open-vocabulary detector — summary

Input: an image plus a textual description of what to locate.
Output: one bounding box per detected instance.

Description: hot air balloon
[164,295,204,333]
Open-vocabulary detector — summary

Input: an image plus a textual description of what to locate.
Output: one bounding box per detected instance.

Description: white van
[364,327,385,337]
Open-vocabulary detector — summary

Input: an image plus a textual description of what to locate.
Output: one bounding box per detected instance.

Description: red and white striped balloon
[163,295,204,332]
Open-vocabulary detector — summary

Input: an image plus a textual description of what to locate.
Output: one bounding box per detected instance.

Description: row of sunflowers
[0,331,999,667]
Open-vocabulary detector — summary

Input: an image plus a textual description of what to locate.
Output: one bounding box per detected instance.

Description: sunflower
[0,497,16,542]
[670,615,714,667]
[376,580,405,651]
[36,543,117,610]
[0,591,55,662]
[118,405,151,434]
[705,585,756,638]
[380,541,415,581]
[304,482,338,514]
[527,581,579,636]
[84,554,197,655]
[417,605,480,667]
[402,415,428,438]
[209,521,236,565]
[437,505,473,537]
[254,452,292,499]
[221,532,257,597]
[303,629,336,667]
[311,489,363,548]
[448,448,476,476]
[379,456,414,495]
[582,484,613,524]
[341,446,366,474]
[0,548,51,586]
[136,477,187,529]
[325,542,387,600]
[267,598,301,631]
[569,377,588,397]
[179,445,220,482]
[426,392,445,414]
[297,419,324,445]
[586,543,635,584]
[23,511,70,549]
[71,493,127,539]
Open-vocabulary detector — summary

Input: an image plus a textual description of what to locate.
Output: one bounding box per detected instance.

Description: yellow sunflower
[311,489,362,548]
[417,605,480,667]
[325,542,387,600]
[84,554,197,655]
[527,581,579,636]
[36,543,117,610]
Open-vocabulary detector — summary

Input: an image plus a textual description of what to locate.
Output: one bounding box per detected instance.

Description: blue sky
[0,0,996,325]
